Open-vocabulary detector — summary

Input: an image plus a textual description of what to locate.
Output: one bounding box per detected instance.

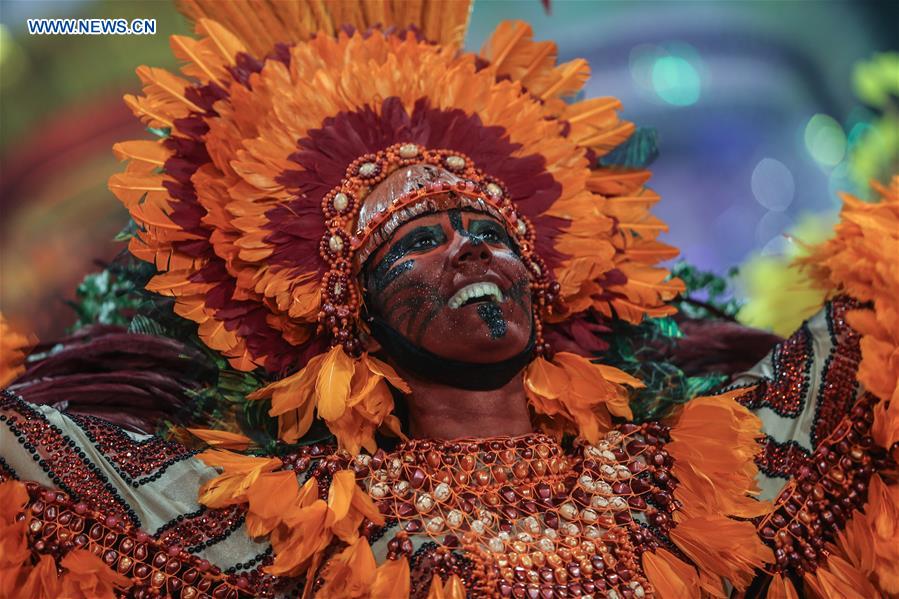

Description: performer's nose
[450,236,494,269]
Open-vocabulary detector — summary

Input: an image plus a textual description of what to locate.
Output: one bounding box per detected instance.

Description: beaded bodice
[349,429,671,598]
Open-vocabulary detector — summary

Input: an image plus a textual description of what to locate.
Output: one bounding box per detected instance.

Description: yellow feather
[170,35,225,86]
[372,557,410,599]
[177,0,472,57]
[196,18,246,63]
[123,94,175,129]
[136,65,204,113]
[315,346,354,421]
[112,140,170,167]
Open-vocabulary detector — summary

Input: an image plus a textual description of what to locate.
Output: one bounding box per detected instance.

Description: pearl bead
[434,482,451,501]
[590,496,609,509]
[486,182,503,198]
[415,493,435,513]
[609,496,627,511]
[445,155,465,171]
[615,466,631,480]
[369,482,388,499]
[398,143,419,159]
[559,502,578,520]
[328,235,344,253]
[517,220,527,236]
[332,192,348,211]
[446,510,464,528]
[392,481,410,497]
[594,482,613,495]
[358,162,378,177]
[426,516,445,533]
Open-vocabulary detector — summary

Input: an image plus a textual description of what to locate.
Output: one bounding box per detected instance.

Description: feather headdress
[110,0,682,449]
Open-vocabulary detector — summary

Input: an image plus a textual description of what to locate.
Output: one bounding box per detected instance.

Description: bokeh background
[2,0,897,341]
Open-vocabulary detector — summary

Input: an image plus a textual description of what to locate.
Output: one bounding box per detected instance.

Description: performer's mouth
[446,282,505,309]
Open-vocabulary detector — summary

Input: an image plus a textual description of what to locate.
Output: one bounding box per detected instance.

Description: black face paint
[367,224,446,293]
[376,278,443,344]
[506,276,530,313]
[477,302,507,339]
[369,260,413,294]
[449,209,517,251]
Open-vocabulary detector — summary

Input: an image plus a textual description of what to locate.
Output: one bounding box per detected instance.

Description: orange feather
[642,547,700,599]
[315,346,355,421]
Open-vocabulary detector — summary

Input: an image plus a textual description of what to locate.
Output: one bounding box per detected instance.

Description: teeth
[448,282,504,309]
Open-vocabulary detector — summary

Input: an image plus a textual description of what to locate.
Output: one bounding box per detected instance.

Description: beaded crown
[110,0,683,451]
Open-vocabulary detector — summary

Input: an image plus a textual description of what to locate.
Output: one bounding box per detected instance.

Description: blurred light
[760,235,792,257]
[751,158,795,211]
[651,55,701,106]
[756,210,792,245]
[629,43,662,92]
[804,114,846,166]
[847,122,872,148]
[0,23,27,91]
[828,161,856,207]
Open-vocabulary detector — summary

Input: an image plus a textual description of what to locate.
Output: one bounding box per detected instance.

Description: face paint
[368,259,414,294]
[477,302,507,339]
[364,210,533,364]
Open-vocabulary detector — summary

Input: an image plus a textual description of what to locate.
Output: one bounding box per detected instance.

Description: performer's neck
[399,368,534,440]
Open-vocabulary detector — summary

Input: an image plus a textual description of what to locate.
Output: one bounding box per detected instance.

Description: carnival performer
[1,1,897,598]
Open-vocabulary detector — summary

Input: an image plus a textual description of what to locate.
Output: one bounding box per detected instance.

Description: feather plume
[177,0,472,56]
[642,547,700,599]
[59,549,133,598]
[317,536,377,598]
[0,314,36,389]
[170,34,230,86]
[196,18,246,64]
[315,345,355,421]
[187,428,252,450]
[135,65,204,116]
[666,389,774,590]
[525,352,639,442]
[372,557,410,598]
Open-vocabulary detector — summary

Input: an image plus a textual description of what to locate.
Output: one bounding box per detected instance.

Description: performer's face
[364,209,533,363]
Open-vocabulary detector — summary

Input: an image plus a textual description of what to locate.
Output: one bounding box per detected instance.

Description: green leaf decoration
[599,127,659,168]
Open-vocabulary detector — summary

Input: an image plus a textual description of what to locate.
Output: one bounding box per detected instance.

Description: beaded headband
[319,143,555,358]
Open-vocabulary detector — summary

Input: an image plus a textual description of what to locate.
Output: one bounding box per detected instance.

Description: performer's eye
[410,233,438,251]
[470,221,511,247]
[391,224,446,261]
